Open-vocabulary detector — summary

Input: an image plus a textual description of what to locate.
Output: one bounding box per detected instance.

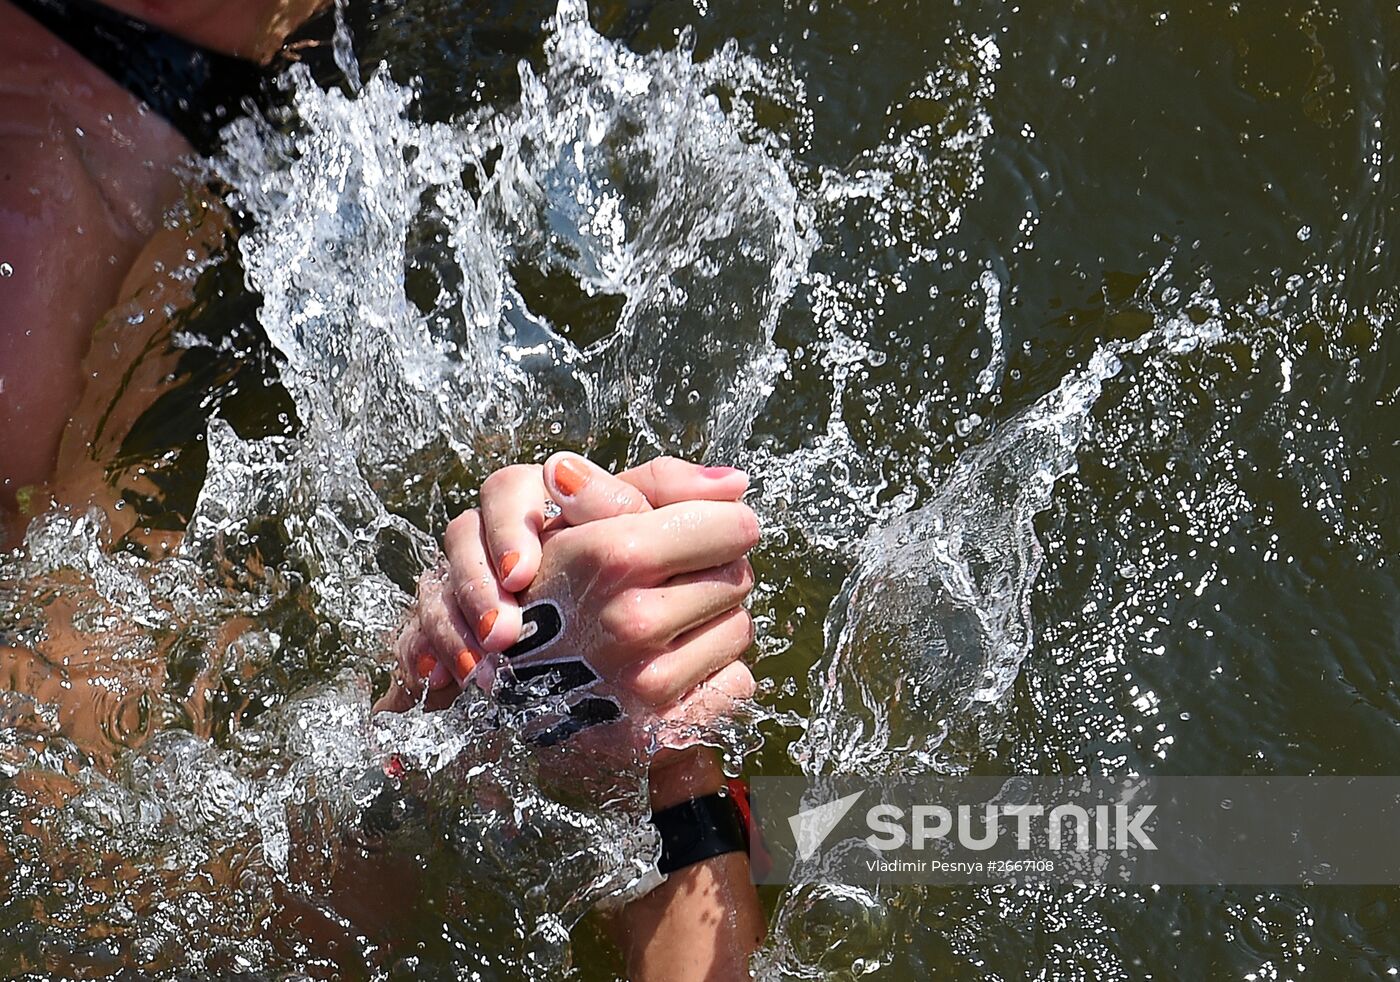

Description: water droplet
[0,262,12,277]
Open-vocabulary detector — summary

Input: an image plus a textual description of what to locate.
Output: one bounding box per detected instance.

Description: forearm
[612,751,765,982]
[95,0,329,62]
[613,852,763,982]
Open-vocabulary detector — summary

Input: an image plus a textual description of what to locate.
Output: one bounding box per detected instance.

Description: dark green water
[3,0,1399,978]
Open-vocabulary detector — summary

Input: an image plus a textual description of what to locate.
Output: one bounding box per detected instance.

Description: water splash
[216,0,812,479]
[501,2,815,460]
[3,2,817,975]
[793,307,1224,781]
[331,0,361,93]
[4,0,1384,977]
[815,34,1000,262]
[743,28,1002,560]
[975,266,1005,394]
[758,294,1225,978]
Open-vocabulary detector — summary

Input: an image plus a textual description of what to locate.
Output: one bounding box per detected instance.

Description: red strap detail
[726,778,752,831]
[726,778,771,879]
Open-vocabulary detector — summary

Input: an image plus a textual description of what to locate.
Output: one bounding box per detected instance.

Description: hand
[498,457,761,757]
[377,456,765,977]
[380,455,751,708]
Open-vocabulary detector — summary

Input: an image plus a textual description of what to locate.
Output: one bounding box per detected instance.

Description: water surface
[2,0,1397,978]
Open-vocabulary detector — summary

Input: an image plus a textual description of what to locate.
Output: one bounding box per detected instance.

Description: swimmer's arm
[611,750,765,982]
[95,0,328,62]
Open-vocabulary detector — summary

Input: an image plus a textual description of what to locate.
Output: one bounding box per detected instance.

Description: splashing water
[794,306,1224,780]
[216,0,813,481]
[2,0,1393,978]
[747,279,1224,975]
[4,2,815,975]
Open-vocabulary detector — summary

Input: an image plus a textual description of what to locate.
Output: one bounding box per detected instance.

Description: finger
[599,560,754,651]
[392,615,431,698]
[654,661,758,750]
[444,508,521,653]
[573,500,761,585]
[651,559,755,637]
[479,464,548,593]
[617,455,749,506]
[615,607,754,709]
[543,452,654,524]
[420,577,487,686]
[422,677,464,712]
[396,607,456,691]
[375,669,461,714]
[421,593,487,686]
[416,567,474,669]
[417,560,493,684]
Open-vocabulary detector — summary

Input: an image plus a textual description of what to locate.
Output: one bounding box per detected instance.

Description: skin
[0,0,190,529]
[386,455,757,699]
[378,455,767,981]
[0,0,319,543]
[81,0,327,62]
[0,0,765,974]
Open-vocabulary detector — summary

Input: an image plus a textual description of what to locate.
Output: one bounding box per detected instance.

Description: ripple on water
[2,0,1397,977]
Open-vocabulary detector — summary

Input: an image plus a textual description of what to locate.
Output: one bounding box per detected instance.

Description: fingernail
[415,653,437,681]
[499,551,521,580]
[477,608,499,642]
[428,661,454,690]
[553,456,590,497]
[455,647,480,678]
[700,466,746,479]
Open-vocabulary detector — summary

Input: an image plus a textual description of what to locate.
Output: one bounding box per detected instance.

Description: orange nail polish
[500,551,521,580]
[553,456,590,497]
[415,653,437,680]
[455,647,480,678]
[477,608,499,641]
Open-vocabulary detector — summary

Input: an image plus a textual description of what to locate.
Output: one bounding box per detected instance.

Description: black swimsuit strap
[8,0,268,156]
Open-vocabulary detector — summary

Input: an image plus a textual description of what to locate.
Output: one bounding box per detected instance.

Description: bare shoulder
[0,1,191,253]
[0,0,190,525]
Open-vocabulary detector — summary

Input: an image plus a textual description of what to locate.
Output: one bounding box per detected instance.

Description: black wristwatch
[653,781,751,875]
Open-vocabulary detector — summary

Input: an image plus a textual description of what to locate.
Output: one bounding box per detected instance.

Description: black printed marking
[530,696,624,748]
[497,659,601,705]
[496,599,622,745]
[505,601,564,659]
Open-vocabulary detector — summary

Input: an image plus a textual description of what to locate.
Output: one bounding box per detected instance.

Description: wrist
[648,748,726,810]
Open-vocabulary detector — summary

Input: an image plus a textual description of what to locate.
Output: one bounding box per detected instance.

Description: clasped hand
[375,453,760,795]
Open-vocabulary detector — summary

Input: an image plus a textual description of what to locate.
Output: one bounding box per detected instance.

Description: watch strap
[653,787,749,875]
